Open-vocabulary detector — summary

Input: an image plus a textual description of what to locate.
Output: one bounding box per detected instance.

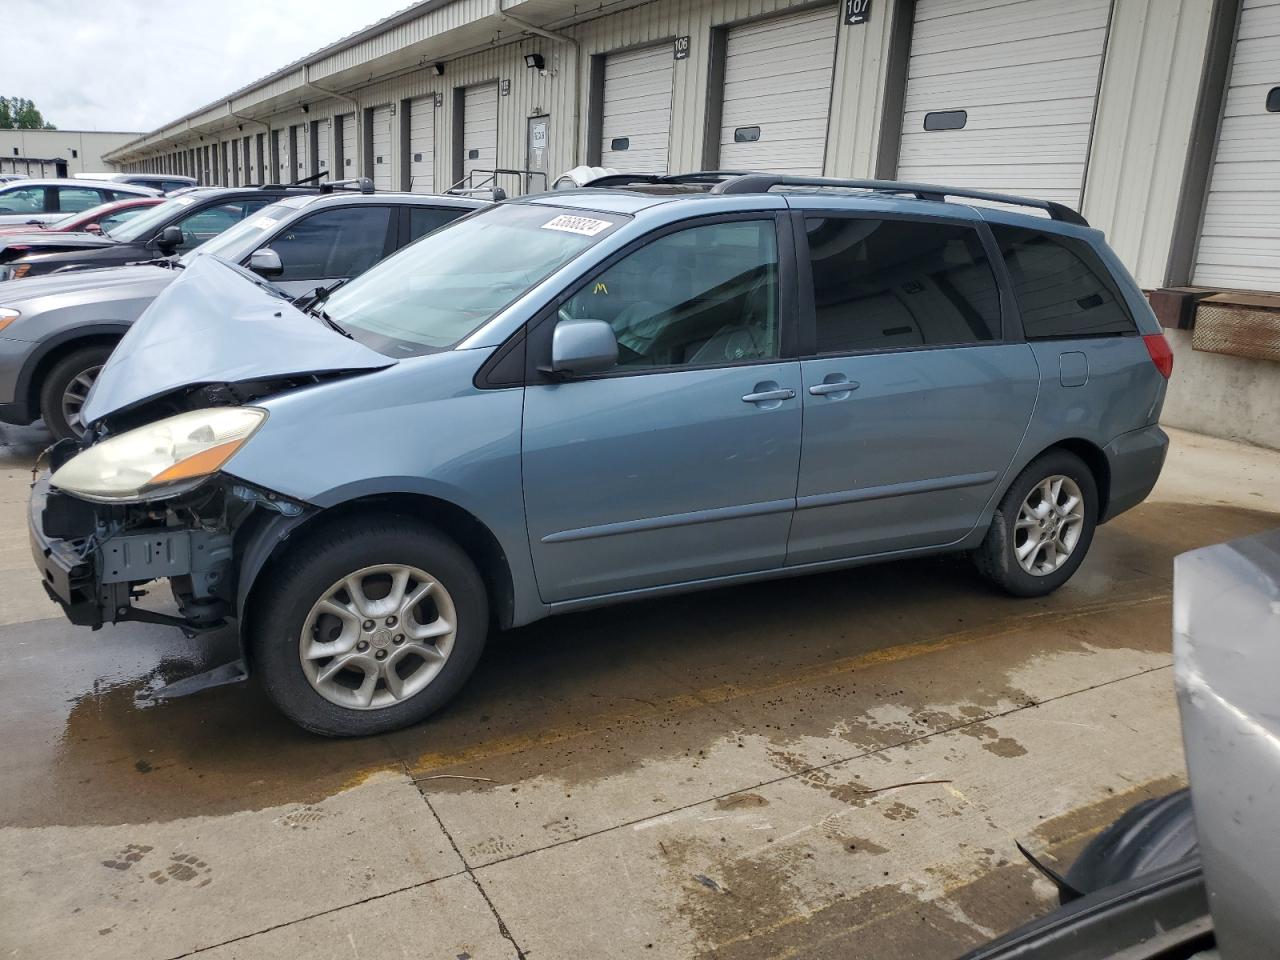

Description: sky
[3,0,418,133]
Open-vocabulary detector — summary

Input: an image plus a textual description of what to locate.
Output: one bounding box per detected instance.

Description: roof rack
[247,176,375,195]
[709,175,1089,226]
[581,171,756,189]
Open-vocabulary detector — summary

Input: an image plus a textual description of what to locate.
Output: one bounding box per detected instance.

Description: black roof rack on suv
[247,175,375,195]
[709,174,1089,226]
[582,171,756,189]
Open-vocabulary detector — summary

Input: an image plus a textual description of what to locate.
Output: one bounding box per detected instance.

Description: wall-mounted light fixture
[524,53,545,71]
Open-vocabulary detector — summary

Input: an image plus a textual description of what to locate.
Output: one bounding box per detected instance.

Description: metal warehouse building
[105,0,1280,447]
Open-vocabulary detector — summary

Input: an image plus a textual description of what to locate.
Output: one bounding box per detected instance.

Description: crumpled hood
[83,256,396,425]
[1,263,175,306]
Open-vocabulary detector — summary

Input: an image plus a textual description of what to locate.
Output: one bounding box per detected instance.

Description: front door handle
[809,378,860,397]
[742,388,796,404]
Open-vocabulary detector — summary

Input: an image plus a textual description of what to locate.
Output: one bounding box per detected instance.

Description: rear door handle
[809,379,860,396]
[742,388,796,404]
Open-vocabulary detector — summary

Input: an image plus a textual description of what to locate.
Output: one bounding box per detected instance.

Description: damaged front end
[30,435,309,637]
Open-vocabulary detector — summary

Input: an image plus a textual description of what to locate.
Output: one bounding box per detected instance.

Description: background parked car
[76,172,198,193]
[0,185,320,280]
[0,190,485,439]
[0,195,162,240]
[0,178,158,227]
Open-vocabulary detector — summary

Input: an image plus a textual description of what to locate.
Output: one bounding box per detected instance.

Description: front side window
[269,206,394,281]
[989,224,1135,339]
[182,201,295,264]
[560,219,780,369]
[0,186,47,214]
[172,200,270,251]
[56,187,105,213]
[805,217,1001,354]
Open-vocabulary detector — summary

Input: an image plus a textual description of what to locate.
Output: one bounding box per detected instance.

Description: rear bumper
[1100,423,1169,523]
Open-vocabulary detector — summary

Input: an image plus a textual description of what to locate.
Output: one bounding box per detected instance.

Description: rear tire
[973,450,1098,597]
[39,344,114,441]
[250,515,489,736]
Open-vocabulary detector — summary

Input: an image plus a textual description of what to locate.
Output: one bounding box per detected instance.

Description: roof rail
[709,175,1089,226]
[582,170,756,189]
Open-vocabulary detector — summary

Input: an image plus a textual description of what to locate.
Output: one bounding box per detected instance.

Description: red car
[0,195,162,238]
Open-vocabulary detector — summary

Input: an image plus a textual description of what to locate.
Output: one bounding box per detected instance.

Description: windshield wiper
[295,280,353,339]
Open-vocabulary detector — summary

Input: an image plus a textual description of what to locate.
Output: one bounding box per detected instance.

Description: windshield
[327,204,624,356]
[107,195,200,242]
[179,202,294,265]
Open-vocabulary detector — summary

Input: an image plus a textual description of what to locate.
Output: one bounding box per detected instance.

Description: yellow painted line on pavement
[410,591,1170,774]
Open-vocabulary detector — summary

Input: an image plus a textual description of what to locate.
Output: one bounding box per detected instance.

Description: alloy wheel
[299,563,457,710]
[1014,475,1085,576]
[61,364,102,436]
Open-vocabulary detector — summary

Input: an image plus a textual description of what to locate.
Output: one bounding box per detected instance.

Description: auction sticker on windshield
[541,214,611,236]
[250,216,278,230]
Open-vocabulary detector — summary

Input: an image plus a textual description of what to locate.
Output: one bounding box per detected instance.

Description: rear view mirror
[156,224,184,253]
[550,319,617,377]
[248,248,283,278]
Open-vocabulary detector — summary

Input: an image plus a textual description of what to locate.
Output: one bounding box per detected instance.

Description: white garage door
[292,125,308,182]
[1193,0,1280,291]
[897,0,1111,209]
[718,7,838,175]
[408,95,435,193]
[462,83,499,185]
[371,105,393,191]
[339,113,357,176]
[601,44,674,173]
[314,120,330,179]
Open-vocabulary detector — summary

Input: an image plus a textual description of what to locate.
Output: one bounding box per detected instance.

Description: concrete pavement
[1,421,1276,959]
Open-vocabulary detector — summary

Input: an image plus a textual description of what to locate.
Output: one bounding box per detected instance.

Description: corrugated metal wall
[113,0,1259,301]
[1082,0,1219,289]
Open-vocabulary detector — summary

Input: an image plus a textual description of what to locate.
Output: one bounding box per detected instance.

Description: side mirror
[156,224,184,252]
[84,223,102,235]
[248,248,283,278]
[550,319,617,377]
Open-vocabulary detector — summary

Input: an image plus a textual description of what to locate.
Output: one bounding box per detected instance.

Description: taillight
[1143,333,1173,379]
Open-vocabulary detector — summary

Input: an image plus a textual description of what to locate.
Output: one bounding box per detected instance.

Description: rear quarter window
[989,224,1135,339]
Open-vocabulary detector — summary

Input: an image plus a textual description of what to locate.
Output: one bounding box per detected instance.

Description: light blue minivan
[30,173,1172,735]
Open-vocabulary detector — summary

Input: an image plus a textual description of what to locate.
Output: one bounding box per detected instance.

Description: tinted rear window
[989,225,1135,339]
[804,217,1002,353]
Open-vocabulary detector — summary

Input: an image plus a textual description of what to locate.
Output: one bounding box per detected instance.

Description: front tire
[39,344,113,441]
[973,450,1098,597]
[250,515,489,736]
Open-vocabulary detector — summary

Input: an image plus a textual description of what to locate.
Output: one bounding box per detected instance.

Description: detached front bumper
[29,472,235,632]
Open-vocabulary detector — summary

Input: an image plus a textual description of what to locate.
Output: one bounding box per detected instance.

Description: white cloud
[5,0,416,132]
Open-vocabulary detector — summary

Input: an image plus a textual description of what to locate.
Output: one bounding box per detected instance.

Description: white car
[0,178,159,227]
[76,172,198,193]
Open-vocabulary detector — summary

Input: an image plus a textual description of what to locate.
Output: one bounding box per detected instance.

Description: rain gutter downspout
[494,0,581,169]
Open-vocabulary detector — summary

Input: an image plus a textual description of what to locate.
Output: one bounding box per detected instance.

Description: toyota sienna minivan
[30,173,1172,736]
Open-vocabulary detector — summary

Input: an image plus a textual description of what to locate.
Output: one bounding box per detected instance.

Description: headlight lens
[51,407,267,502]
[0,308,17,333]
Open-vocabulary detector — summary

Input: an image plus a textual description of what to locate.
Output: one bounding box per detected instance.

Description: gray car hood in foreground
[83,255,395,424]
[1173,528,1280,957]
